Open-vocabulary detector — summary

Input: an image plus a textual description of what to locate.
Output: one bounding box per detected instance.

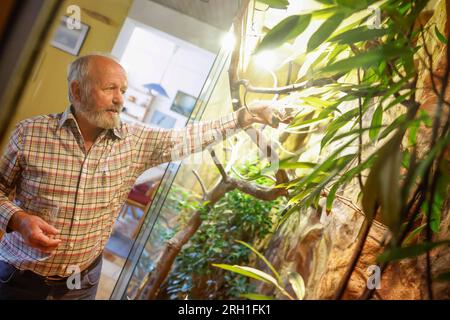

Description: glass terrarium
[111,45,237,300]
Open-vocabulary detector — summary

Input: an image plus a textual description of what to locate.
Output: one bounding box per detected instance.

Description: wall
[126,0,226,54]
[112,18,216,129]
[0,0,133,151]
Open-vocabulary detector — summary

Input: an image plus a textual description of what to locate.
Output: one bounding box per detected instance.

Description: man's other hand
[237,101,295,128]
[8,211,61,253]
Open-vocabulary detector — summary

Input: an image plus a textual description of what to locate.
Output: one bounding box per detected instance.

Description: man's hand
[237,102,295,128]
[8,211,61,253]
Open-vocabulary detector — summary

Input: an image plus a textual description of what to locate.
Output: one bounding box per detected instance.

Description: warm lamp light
[254,50,278,70]
[221,32,236,52]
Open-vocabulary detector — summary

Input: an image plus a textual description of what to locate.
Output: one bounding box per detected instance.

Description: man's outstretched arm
[136,104,293,169]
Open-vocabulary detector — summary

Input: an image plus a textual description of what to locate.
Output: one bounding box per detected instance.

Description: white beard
[77,102,122,129]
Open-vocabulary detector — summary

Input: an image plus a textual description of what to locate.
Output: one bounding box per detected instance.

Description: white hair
[66,52,124,103]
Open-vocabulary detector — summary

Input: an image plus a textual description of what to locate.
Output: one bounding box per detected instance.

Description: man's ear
[70,80,81,103]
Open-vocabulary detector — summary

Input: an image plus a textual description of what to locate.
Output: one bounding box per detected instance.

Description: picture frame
[50,16,89,56]
[170,91,197,117]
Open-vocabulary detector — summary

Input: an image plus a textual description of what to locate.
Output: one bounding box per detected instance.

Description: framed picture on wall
[50,16,89,56]
[150,110,177,129]
[170,91,197,117]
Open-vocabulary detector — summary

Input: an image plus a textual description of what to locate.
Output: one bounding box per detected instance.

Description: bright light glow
[221,32,235,52]
[254,50,278,70]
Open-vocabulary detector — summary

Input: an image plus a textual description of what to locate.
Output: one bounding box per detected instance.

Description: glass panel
[111,44,232,299]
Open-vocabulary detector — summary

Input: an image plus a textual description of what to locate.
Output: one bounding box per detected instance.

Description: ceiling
[149,0,241,31]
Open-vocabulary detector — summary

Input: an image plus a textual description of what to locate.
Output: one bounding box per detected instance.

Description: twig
[356,67,364,191]
[334,217,374,300]
[420,26,450,108]
[209,148,228,181]
[229,0,250,111]
[192,169,207,201]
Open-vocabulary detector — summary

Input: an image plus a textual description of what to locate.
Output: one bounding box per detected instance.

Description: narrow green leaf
[287,149,356,206]
[329,27,389,44]
[434,26,448,45]
[413,133,450,184]
[302,96,336,108]
[326,154,376,211]
[239,293,276,300]
[279,161,318,169]
[418,109,432,127]
[377,240,450,263]
[422,175,446,233]
[362,134,403,231]
[401,151,410,169]
[369,104,383,142]
[307,50,330,72]
[235,240,282,284]
[408,119,419,146]
[257,14,311,52]
[319,43,405,75]
[384,92,410,111]
[288,114,330,130]
[378,114,406,140]
[307,12,346,51]
[288,272,305,300]
[314,0,335,5]
[403,224,426,245]
[379,77,411,104]
[258,0,289,9]
[327,44,347,65]
[309,6,341,19]
[336,0,369,10]
[435,271,450,282]
[329,125,385,145]
[212,264,275,285]
[321,107,361,149]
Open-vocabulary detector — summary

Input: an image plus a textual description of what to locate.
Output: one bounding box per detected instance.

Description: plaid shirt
[0,106,240,277]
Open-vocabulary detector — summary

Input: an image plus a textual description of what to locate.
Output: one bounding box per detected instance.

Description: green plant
[165,189,282,299]
[213,240,305,300]
[226,0,449,299]
[136,0,449,300]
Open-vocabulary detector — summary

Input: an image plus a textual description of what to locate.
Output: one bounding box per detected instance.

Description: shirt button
[68,243,74,248]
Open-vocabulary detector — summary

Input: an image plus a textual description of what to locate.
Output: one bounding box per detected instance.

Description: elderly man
[0,53,290,300]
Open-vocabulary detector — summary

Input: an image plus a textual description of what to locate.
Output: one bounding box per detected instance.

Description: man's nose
[113,90,124,105]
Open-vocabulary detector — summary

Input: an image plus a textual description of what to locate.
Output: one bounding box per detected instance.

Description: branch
[136,147,290,299]
[334,217,374,300]
[420,26,450,108]
[192,169,207,201]
[356,68,364,191]
[320,188,375,300]
[233,177,288,200]
[236,76,342,95]
[237,78,413,99]
[227,4,293,187]
[229,0,250,111]
[322,188,365,216]
[209,148,228,181]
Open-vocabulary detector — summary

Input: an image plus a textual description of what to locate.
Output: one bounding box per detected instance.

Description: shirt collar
[58,105,125,140]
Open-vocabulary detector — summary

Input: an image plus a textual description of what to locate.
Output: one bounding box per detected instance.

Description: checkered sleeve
[0,122,25,233]
[138,111,241,169]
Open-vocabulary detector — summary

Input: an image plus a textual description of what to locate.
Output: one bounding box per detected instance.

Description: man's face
[76,57,128,129]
